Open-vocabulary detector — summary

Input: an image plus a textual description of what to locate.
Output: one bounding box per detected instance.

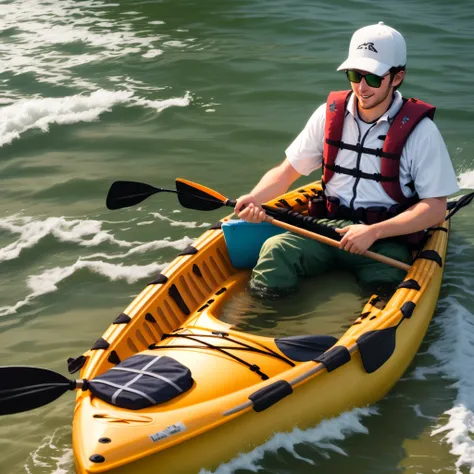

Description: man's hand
[235,194,267,223]
[336,224,378,254]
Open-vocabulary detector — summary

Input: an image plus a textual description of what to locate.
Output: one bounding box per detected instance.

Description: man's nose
[358,77,371,92]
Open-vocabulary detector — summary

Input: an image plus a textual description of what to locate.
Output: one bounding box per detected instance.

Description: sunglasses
[345,70,387,88]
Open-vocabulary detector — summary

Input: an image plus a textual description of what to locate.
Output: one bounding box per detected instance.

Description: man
[235,22,459,296]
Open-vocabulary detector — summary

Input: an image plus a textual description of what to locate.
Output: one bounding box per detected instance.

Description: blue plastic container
[221,219,285,269]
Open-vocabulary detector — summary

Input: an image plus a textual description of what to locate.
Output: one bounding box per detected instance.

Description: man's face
[350,69,404,110]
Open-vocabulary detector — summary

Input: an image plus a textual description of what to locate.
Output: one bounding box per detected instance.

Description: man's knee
[259,233,301,258]
[251,233,306,292]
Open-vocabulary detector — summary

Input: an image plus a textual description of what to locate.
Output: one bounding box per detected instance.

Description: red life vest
[323,90,436,204]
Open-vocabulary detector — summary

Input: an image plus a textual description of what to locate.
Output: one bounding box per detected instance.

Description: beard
[358,85,393,110]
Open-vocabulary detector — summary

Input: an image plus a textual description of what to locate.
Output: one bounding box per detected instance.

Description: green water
[1,0,474,472]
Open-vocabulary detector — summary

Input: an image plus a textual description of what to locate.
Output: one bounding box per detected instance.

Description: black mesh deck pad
[89,354,194,410]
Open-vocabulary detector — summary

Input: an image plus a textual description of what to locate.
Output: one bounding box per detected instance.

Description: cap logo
[357,42,378,53]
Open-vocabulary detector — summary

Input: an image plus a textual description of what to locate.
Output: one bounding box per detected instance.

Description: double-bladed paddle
[0,366,83,415]
[106,178,411,272]
[0,181,458,417]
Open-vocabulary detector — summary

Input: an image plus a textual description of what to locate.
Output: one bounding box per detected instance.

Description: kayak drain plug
[90,454,105,463]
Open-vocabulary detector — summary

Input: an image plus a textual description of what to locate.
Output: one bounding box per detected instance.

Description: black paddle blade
[175,178,228,211]
[356,326,397,374]
[0,366,73,415]
[106,181,161,210]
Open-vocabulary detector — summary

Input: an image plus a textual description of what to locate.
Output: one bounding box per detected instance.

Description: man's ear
[391,70,405,87]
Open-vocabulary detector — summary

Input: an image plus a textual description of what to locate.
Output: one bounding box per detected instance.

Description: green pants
[250,220,412,297]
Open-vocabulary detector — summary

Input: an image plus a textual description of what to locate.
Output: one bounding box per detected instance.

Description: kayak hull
[73,181,449,474]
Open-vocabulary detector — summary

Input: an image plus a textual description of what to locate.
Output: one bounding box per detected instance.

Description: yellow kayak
[72,180,449,474]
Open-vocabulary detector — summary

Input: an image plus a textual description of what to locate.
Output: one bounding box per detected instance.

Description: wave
[83,236,194,260]
[1,0,163,88]
[0,215,138,263]
[0,210,198,317]
[24,427,73,474]
[430,286,474,473]
[200,407,376,473]
[458,169,474,190]
[0,89,191,148]
[0,212,198,263]
[150,211,210,228]
[404,246,474,473]
[0,257,166,317]
[134,92,191,113]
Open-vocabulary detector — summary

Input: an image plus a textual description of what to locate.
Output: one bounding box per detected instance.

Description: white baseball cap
[337,22,406,76]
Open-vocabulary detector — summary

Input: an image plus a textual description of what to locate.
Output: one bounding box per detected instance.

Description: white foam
[426,266,474,473]
[107,75,165,93]
[24,428,74,474]
[0,89,133,147]
[200,407,376,474]
[135,91,192,112]
[0,215,139,263]
[0,0,201,98]
[0,258,166,317]
[0,97,16,105]
[458,170,474,190]
[150,211,210,228]
[83,236,194,260]
[411,404,437,421]
[0,89,193,147]
[164,40,188,48]
[0,0,164,88]
[202,102,221,108]
[142,49,163,59]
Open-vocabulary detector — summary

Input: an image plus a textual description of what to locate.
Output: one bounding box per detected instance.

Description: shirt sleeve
[404,117,459,199]
[285,103,326,176]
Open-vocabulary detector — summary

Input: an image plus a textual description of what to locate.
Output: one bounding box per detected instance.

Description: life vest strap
[323,163,398,183]
[325,139,400,160]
